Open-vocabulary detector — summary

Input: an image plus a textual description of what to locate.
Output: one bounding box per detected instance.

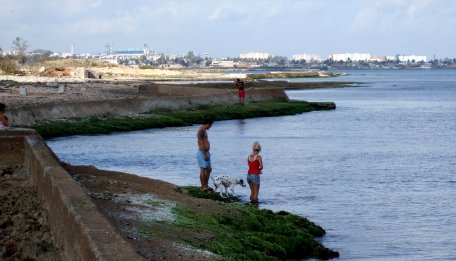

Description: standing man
[197,118,213,191]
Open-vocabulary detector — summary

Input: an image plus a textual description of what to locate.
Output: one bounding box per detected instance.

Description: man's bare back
[197,119,213,189]
[197,126,210,153]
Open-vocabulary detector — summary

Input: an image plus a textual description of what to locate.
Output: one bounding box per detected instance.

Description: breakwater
[8,83,288,126]
[7,81,346,126]
[0,129,143,260]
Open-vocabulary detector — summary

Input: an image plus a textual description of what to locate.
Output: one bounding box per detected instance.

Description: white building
[210,60,237,68]
[386,55,427,62]
[291,53,321,62]
[240,52,270,60]
[99,55,118,64]
[330,53,371,62]
[369,55,387,62]
[397,55,427,62]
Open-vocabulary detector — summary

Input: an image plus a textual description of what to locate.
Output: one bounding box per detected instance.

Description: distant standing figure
[0,103,9,130]
[247,141,263,204]
[235,78,246,105]
[197,118,214,191]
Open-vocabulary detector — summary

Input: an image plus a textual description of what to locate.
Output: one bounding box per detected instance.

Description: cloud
[351,0,456,32]
[67,15,138,36]
[1,0,456,56]
[208,3,233,20]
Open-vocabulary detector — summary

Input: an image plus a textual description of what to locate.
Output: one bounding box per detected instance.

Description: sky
[1,0,455,59]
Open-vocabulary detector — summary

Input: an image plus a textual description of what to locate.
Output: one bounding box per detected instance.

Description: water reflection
[236,119,247,135]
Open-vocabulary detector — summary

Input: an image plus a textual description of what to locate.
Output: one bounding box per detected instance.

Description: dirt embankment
[0,165,64,260]
[64,165,221,260]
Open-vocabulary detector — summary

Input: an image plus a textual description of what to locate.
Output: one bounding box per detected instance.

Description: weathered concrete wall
[0,135,24,165]
[9,86,289,126]
[0,130,143,261]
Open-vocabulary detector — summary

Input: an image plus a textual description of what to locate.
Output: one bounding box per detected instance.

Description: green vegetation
[144,185,339,260]
[139,65,154,69]
[247,72,343,80]
[32,101,335,139]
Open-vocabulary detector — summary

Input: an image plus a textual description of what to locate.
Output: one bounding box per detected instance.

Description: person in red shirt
[247,141,263,204]
[235,78,246,105]
[0,103,9,130]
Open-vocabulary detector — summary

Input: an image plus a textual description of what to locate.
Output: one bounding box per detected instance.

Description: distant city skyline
[1,0,455,59]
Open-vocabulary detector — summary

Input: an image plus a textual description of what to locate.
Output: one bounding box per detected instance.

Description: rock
[4,241,20,257]
[19,86,27,96]
[58,84,65,94]
[45,81,59,87]
[0,216,13,229]
[84,70,101,79]
[63,67,72,77]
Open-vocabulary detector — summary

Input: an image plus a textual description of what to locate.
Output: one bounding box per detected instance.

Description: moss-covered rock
[31,101,336,139]
[151,185,340,260]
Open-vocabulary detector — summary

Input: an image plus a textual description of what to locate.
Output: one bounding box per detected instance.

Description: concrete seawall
[9,84,289,126]
[0,130,143,260]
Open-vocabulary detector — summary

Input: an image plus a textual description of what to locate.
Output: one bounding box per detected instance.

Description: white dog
[211,175,246,197]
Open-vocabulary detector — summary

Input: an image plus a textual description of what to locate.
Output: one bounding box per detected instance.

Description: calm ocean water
[47,70,456,260]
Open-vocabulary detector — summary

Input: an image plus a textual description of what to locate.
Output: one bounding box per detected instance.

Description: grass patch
[143,201,339,260]
[32,114,188,139]
[32,58,115,69]
[31,101,335,139]
[0,58,20,75]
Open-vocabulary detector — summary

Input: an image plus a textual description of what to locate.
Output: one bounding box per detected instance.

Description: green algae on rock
[144,185,340,260]
[31,101,336,139]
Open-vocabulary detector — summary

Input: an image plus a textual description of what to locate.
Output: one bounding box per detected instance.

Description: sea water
[47,70,456,260]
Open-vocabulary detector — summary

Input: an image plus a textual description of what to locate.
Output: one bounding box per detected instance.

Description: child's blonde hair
[252,141,261,152]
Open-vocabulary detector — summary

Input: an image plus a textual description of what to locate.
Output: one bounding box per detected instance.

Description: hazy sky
[1,0,455,58]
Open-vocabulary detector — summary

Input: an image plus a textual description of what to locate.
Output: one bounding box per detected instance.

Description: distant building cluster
[291,54,321,62]
[4,41,456,70]
[328,53,427,62]
[394,55,427,62]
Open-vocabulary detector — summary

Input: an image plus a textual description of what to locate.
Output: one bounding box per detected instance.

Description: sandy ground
[0,165,64,260]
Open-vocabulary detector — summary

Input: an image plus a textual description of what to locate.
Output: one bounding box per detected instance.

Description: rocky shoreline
[1,75,344,260]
